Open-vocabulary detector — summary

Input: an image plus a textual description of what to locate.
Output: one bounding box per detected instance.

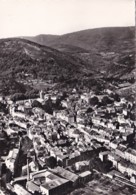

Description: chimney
[27,155,30,181]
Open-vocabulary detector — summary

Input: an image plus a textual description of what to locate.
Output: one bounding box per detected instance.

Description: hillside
[0,27,135,95]
[0,38,88,81]
[23,27,135,79]
[24,27,135,52]
[24,34,59,47]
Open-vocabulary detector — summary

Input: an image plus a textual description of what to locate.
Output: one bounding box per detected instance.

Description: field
[70,174,136,195]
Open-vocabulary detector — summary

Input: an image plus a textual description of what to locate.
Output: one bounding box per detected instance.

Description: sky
[0,0,135,38]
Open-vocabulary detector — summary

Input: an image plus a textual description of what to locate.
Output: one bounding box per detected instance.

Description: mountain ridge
[23,26,135,52]
[0,26,134,94]
[0,38,88,80]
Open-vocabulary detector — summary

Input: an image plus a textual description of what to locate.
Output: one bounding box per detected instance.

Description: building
[28,170,71,195]
[106,170,124,179]
[130,175,136,184]
[39,90,45,100]
[57,154,69,167]
[26,180,40,194]
[79,171,92,184]
[109,140,119,149]
[40,177,70,195]
[125,148,136,164]
[115,145,126,159]
[50,166,79,187]
[108,153,120,168]
[5,148,19,172]
[99,151,110,162]
[92,117,102,126]
[122,132,134,142]
[14,184,32,195]
[80,93,90,103]
[75,161,90,171]
[117,161,127,174]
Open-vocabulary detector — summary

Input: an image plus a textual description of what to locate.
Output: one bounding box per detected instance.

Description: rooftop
[79,170,92,177]
[125,148,136,156]
[41,177,69,190]
[51,166,79,182]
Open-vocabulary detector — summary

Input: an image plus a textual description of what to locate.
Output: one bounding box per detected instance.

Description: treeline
[0,77,39,100]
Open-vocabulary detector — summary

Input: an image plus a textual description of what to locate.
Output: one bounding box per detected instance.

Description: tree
[89,96,99,106]
[43,98,53,114]
[102,96,113,105]
[34,191,41,195]
[32,100,43,108]
[11,93,26,102]
[55,98,62,109]
[46,156,57,168]
[110,93,120,102]
[0,102,8,114]
[25,89,39,99]
[62,91,67,99]
[86,107,93,113]
[31,69,37,79]
[47,57,55,65]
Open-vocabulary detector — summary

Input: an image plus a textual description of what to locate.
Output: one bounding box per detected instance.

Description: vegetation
[46,156,57,168]
[89,96,99,106]
[0,26,134,96]
[25,27,134,53]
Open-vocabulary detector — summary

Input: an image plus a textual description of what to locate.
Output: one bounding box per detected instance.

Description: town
[0,86,135,195]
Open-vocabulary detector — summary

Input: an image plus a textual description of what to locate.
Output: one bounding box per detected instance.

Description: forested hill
[24,27,134,52]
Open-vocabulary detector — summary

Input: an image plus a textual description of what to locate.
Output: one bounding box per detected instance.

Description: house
[50,166,79,187]
[122,132,134,142]
[57,154,69,167]
[92,117,102,126]
[118,82,131,88]
[109,140,119,149]
[22,161,39,176]
[130,175,136,184]
[125,148,136,164]
[115,145,126,159]
[5,148,19,172]
[68,113,76,124]
[106,170,124,179]
[54,110,69,122]
[104,89,113,95]
[80,148,91,161]
[122,109,128,116]
[14,118,28,129]
[99,151,110,162]
[77,122,86,129]
[29,170,71,195]
[76,113,85,124]
[79,171,92,184]
[61,100,68,108]
[32,107,45,119]
[107,122,116,130]
[93,135,110,145]
[66,152,80,167]
[14,184,32,195]
[117,161,127,174]
[80,93,90,103]
[39,90,45,100]
[106,107,116,114]
[108,153,120,168]
[117,115,126,124]
[17,105,25,112]
[127,163,136,176]
[26,181,40,194]
[12,110,26,119]
[6,183,15,193]
[40,177,70,195]
[75,161,90,171]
